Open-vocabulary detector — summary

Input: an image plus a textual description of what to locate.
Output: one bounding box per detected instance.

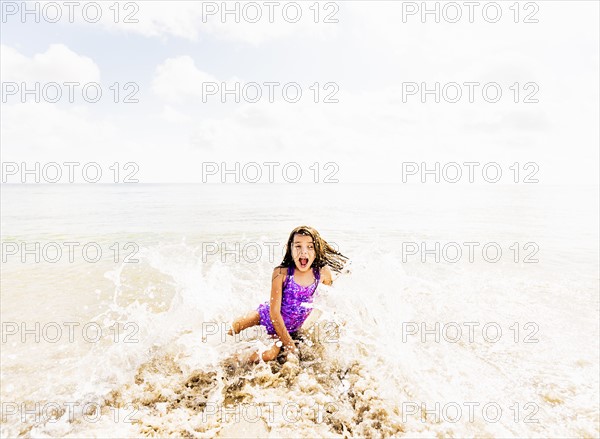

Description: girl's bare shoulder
[272,266,287,280]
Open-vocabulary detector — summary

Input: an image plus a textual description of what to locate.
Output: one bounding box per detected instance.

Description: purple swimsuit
[257,265,320,336]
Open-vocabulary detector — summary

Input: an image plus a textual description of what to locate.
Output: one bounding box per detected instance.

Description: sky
[1,0,598,184]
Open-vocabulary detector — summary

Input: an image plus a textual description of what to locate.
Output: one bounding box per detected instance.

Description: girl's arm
[268,267,296,353]
[321,265,334,285]
[322,261,351,284]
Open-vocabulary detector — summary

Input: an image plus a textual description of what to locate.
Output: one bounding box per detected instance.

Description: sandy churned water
[104,327,405,438]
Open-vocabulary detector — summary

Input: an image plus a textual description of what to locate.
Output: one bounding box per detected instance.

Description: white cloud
[160,105,193,124]
[2,103,119,156]
[195,3,338,45]
[102,2,205,41]
[2,3,596,184]
[151,56,221,103]
[0,44,100,83]
[0,100,180,184]
[80,1,338,44]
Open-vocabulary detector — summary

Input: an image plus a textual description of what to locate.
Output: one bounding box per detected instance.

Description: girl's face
[291,233,316,272]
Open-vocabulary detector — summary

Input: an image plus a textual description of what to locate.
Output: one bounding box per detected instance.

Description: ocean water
[0,183,598,438]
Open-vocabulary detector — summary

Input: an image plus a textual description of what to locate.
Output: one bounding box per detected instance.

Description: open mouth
[299,258,309,268]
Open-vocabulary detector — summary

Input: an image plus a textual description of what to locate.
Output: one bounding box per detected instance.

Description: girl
[227,225,347,364]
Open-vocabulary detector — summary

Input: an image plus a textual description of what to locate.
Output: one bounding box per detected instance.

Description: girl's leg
[227,310,261,336]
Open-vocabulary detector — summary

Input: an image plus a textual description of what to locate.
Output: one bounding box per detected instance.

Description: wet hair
[279,225,348,273]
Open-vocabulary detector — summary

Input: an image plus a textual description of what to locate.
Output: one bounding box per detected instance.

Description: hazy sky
[1,1,598,184]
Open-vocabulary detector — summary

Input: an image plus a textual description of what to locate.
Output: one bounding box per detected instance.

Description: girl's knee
[228,318,240,335]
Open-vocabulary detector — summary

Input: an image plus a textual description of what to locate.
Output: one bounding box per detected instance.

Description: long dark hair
[279,225,348,273]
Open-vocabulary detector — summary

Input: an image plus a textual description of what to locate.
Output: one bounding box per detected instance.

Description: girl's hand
[283,344,298,356]
[283,347,300,364]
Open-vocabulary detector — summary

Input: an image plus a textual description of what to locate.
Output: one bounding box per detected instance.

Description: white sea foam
[1,184,598,437]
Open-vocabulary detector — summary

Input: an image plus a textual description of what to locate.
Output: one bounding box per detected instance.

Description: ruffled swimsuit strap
[284,265,320,292]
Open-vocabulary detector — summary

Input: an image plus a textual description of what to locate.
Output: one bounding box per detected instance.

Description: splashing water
[1,184,598,437]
